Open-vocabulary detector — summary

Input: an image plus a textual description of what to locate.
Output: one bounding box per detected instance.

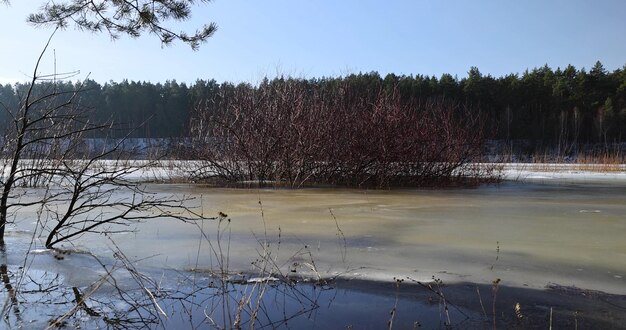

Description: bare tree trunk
[0,32,56,245]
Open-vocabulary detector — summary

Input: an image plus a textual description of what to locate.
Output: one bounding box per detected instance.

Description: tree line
[1,61,625,148]
[0,79,194,138]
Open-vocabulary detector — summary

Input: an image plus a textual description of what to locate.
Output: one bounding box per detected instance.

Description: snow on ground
[4,160,625,184]
[117,161,626,184]
[498,163,626,184]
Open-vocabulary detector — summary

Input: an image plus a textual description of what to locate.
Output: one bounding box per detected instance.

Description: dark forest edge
[1,61,625,146]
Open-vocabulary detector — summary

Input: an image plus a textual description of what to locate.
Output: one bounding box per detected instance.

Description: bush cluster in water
[188,79,494,188]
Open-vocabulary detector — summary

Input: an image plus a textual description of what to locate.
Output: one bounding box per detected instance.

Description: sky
[1,0,625,85]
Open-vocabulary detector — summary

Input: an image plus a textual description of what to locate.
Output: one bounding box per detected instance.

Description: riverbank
[48,159,626,185]
[499,163,626,183]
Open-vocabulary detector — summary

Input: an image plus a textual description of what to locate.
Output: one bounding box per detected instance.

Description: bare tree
[0,32,82,244]
[0,32,206,248]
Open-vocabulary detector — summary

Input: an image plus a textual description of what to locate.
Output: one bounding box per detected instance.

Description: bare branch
[27,0,217,49]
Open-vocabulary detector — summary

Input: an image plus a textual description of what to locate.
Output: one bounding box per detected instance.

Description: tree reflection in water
[0,240,330,329]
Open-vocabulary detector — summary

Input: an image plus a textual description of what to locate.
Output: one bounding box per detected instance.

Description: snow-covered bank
[498,163,626,183]
[5,159,625,185]
[139,161,626,185]
[98,160,626,184]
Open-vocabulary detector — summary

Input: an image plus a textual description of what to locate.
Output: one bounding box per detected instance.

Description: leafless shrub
[189,78,497,188]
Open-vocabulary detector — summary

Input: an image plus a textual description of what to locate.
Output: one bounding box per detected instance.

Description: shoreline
[497,163,626,184]
[9,159,624,185]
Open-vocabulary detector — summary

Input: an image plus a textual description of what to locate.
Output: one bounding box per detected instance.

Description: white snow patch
[247,276,279,283]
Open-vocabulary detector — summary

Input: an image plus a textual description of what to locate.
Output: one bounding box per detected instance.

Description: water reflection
[0,245,165,328]
[0,254,480,329]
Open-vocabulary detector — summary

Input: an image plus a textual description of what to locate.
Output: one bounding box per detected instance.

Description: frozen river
[5,179,626,328]
[73,181,626,295]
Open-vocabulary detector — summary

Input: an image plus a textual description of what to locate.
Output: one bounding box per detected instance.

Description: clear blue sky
[1,0,625,85]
